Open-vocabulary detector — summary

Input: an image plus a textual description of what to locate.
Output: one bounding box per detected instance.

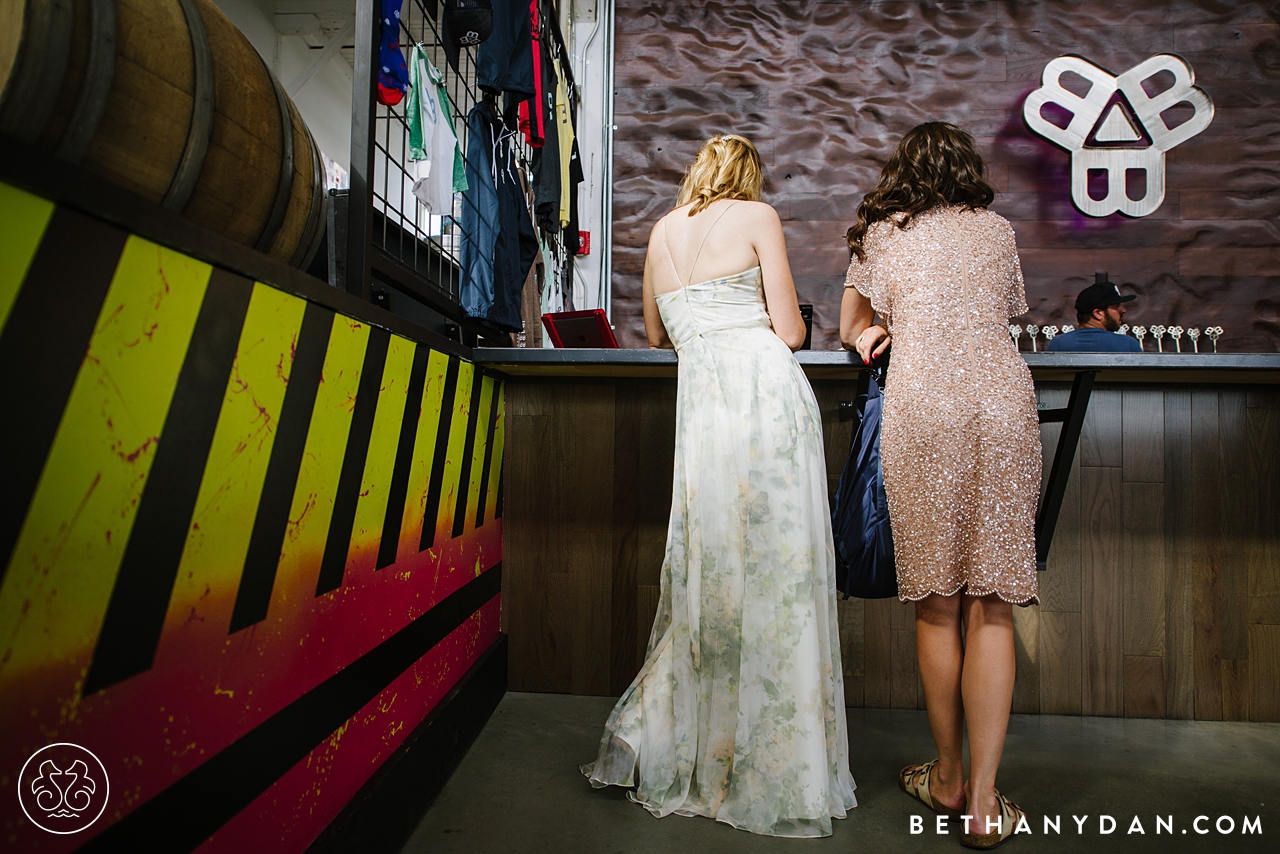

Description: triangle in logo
[1085,91,1153,149]
[1095,104,1140,142]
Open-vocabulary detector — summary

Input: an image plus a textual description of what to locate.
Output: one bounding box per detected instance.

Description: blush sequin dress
[845,205,1040,606]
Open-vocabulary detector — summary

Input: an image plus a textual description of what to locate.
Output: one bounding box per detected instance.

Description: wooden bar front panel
[502,378,1280,721]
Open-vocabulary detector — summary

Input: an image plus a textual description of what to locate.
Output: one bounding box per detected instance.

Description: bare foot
[930,763,966,813]
[965,787,1002,837]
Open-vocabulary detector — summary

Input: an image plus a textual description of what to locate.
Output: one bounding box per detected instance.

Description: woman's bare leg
[960,594,1016,834]
[914,594,965,811]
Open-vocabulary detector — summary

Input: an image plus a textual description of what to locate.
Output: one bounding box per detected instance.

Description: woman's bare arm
[750,205,807,350]
[642,220,673,349]
[840,286,889,362]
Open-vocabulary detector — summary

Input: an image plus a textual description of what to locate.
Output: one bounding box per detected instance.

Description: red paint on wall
[0,521,501,853]
[197,596,502,854]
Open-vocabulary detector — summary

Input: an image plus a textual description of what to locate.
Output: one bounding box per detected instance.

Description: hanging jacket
[460,102,536,333]
[491,133,539,333]
[461,103,502,322]
[517,0,545,147]
[476,0,535,98]
[832,365,898,599]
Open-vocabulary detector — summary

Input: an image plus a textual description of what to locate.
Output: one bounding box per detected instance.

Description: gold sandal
[898,760,963,820]
[960,789,1025,849]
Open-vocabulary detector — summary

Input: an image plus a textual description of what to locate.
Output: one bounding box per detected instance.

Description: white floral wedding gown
[581,260,857,837]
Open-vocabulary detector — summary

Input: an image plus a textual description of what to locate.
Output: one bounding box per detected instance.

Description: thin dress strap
[663,201,739,288]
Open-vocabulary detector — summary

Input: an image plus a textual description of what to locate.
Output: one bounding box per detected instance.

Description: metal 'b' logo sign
[1024,55,1213,217]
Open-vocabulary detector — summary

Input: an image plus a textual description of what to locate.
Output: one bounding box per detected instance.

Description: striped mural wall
[0,181,504,853]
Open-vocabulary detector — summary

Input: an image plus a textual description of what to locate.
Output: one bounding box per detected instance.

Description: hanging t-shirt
[565,99,583,255]
[407,47,467,215]
[531,39,560,232]
[554,59,574,227]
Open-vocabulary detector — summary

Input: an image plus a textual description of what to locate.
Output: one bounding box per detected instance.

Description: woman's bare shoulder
[648,209,678,245]
[735,199,781,220]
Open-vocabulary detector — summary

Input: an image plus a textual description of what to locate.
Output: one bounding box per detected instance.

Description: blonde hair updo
[675,134,764,215]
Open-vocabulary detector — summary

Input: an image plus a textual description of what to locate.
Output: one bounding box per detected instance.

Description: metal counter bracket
[1035,370,1096,571]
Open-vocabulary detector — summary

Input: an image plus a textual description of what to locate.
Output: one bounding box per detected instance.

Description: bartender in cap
[1047,274,1142,353]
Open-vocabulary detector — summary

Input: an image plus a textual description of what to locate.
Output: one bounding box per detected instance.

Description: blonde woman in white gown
[581,134,857,838]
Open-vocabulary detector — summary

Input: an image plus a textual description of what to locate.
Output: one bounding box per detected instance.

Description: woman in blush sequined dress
[839,123,1038,850]
[581,134,857,837]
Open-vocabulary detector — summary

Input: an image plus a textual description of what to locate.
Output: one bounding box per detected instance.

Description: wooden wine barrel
[0,0,327,268]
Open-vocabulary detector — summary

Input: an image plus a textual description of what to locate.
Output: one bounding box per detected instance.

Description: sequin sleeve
[844,226,892,322]
[1002,219,1029,319]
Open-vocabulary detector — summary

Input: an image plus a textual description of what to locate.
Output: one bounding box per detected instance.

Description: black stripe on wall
[228,303,335,633]
[315,326,391,595]
[376,345,430,570]
[495,470,504,520]
[419,356,460,552]
[474,379,502,528]
[79,564,502,854]
[0,209,126,584]
[84,270,255,694]
[450,373,485,540]
[306,635,507,854]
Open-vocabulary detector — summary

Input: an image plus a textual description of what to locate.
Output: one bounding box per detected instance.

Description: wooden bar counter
[478,349,1280,722]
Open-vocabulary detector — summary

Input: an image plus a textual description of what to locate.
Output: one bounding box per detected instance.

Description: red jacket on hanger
[517,0,545,147]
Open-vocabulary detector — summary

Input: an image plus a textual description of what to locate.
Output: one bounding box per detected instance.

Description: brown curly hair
[675,134,764,215]
[846,122,995,260]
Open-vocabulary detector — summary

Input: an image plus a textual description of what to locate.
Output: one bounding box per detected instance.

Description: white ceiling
[273,0,357,66]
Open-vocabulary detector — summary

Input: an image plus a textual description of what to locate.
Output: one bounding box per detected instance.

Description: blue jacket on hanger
[461,104,502,323]
[460,102,537,334]
[477,0,535,98]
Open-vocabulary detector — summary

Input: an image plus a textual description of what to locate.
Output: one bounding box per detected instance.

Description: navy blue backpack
[832,358,898,599]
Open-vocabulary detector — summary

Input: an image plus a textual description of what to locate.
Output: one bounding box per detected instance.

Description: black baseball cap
[441,0,493,74]
[1075,272,1137,314]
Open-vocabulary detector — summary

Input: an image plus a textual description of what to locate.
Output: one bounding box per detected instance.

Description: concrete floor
[402,692,1280,853]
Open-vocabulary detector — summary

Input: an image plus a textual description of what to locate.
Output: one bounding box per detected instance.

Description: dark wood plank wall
[610,1,1280,352]
[502,379,1280,721]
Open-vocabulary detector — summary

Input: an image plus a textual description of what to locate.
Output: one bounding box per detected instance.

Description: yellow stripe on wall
[163,283,307,632]
[433,361,474,543]
[0,183,56,334]
[345,334,416,577]
[484,383,505,524]
[274,317,370,602]
[463,375,494,533]
[396,349,450,563]
[0,238,210,688]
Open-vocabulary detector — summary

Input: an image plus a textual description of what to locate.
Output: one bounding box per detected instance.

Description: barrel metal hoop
[56,0,118,164]
[299,135,330,271]
[163,0,215,212]
[303,189,331,271]
[290,129,325,267]
[0,0,74,144]
[256,70,296,253]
